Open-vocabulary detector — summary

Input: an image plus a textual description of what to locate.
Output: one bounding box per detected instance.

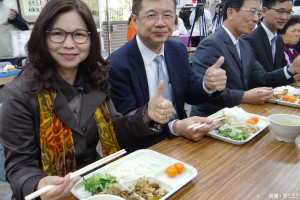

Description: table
[0,75,16,86]
[186,47,197,53]
[149,103,300,200]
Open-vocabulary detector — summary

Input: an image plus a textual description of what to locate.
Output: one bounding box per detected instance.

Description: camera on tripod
[188,0,207,47]
[195,0,204,18]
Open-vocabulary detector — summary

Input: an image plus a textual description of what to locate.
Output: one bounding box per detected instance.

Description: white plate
[208,108,270,145]
[268,86,300,108]
[123,176,174,200]
[83,194,125,200]
[71,174,139,199]
[71,149,197,200]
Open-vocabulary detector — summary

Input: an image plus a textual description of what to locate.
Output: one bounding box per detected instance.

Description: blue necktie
[271,36,277,62]
[154,55,173,102]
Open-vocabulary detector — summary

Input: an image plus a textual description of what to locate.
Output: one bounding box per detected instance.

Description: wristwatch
[287,64,296,76]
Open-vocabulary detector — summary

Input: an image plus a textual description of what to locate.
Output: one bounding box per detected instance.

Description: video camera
[195,0,205,18]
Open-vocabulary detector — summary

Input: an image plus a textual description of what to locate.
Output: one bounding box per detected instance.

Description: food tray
[71,149,197,200]
[207,107,270,145]
[0,69,20,77]
[267,86,300,108]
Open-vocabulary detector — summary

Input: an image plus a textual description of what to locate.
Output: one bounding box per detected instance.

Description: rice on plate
[113,160,157,182]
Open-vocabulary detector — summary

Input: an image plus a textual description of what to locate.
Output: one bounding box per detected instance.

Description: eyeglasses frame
[46,29,91,44]
[135,13,176,23]
[240,8,263,19]
[269,8,294,17]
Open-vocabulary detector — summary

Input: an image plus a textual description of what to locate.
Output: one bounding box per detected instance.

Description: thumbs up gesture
[145,80,174,124]
[205,56,227,91]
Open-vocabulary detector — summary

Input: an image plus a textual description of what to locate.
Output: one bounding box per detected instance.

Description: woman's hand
[145,80,173,124]
[37,173,81,200]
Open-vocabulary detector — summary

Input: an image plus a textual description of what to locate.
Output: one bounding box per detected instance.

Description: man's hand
[146,80,173,124]
[205,56,226,91]
[241,87,273,104]
[290,55,300,75]
[173,116,214,141]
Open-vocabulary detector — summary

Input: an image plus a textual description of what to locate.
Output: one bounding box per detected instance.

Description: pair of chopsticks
[25,149,126,200]
[187,116,228,131]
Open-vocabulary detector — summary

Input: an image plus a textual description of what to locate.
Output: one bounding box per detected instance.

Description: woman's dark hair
[278,15,300,34]
[212,3,223,23]
[26,0,109,95]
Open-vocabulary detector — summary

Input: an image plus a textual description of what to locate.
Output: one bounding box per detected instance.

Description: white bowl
[268,114,300,142]
[83,194,125,200]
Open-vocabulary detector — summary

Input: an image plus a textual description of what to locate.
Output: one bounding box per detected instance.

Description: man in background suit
[244,0,293,72]
[190,0,300,117]
[108,0,227,152]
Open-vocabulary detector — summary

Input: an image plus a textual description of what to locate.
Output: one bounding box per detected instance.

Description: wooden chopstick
[187,116,228,131]
[25,149,126,200]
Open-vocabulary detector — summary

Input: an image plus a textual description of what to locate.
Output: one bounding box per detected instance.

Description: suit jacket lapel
[164,44,177,107]
[259,26,273,65]
[238,40,249,89]
[130,38,150,102]
[52,91,84,135]
[53,89,107,136]
[219,27,242,69]
[80,89,106,127]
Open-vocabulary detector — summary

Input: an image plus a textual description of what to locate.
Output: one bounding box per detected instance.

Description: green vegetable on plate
[217,128,250,141]
[83,173,117,195]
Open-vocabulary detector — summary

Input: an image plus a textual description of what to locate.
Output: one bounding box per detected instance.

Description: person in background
[278,15,300,64]
[127,16,137,40]
[0,0,29,65]
[190,0,300,117]
[189,0,212,47]
[244,0,293,72]
[172,15,188,36]
[209,3,223,34]
[0,0,173,199]
[108,0,227,153]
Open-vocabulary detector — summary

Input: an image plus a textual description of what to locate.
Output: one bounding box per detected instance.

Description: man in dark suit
[244,0,293,72]
[190,0,300,117]
[108,0,227,152]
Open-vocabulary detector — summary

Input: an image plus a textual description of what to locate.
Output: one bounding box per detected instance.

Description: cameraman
[189,0,212,47]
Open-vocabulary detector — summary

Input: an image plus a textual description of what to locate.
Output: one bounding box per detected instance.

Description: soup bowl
[268,114,300,142]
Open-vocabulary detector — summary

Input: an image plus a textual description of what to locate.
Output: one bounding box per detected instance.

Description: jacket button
[82,127,87,133]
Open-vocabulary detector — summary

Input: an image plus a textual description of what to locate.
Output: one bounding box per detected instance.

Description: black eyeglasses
[47,29,91,44]
[269,8,294,16]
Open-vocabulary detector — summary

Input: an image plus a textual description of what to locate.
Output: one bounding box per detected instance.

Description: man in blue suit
[244,0,293,72]
[108,0,227,152]
[191,0,300,117]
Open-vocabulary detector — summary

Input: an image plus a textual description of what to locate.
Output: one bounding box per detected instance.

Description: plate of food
[0,64,20,77]
[71,149,197,200]
[268,86,300,108]
[208,106,270,145]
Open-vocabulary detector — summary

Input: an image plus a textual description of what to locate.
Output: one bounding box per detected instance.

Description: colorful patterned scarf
[38,90,120,176]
